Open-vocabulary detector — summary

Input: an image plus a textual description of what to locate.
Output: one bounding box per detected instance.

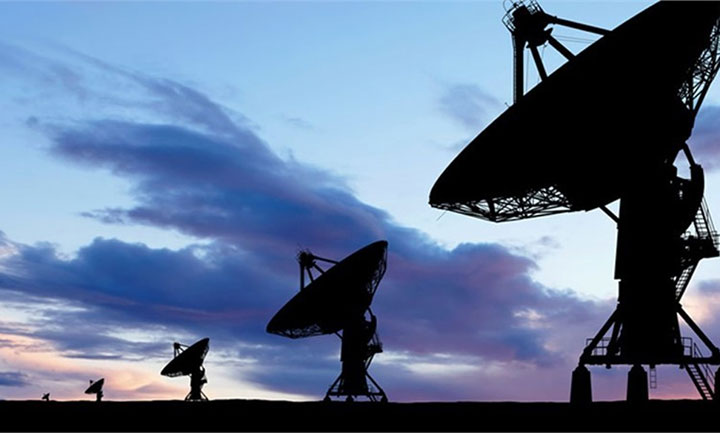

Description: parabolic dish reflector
[267,240,388,339]
[430,1,720,222]
[160,338,210,378]
[84,378,104,394]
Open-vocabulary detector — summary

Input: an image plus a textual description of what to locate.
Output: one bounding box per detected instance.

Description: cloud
[0,237,289,345]
[0,371,29,387]
[42,119,380,255]
[438,83,502,131]
[0,44,617,400]
[282,115,314,130]
[689,104,720,170]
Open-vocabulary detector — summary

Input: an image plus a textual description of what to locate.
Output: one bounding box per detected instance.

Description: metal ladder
[684,339,716,400]
[675,263,698,300]
[686,363,714,400]
[674,200,719,300]
[695,198,717,243]
[649,366,657,389]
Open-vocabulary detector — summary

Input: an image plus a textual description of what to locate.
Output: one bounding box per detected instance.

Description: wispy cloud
[281,115,314,130]
[438,83,502,131]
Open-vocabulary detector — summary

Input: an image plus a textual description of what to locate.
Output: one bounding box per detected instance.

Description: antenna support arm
[529,44,548,80]
[547,35,575,60]
[546,15,610,36]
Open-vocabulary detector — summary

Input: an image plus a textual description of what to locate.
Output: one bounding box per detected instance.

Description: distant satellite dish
[84,378,104,402]
[267,241,389,402]
[160,338,210,401]
[41,393,50,402]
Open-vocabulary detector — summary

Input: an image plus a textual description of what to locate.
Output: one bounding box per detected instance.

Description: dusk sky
[2,0,720,402]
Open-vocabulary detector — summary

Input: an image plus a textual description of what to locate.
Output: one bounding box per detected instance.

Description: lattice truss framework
[679,16,720,116]
[434,185,572,222]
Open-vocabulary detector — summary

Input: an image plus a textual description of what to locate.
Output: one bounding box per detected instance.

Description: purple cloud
[43,120,384,255]
[0,372,29,387]
[0,45,618,400]
[689,105,720,170]
[43,116,599,361]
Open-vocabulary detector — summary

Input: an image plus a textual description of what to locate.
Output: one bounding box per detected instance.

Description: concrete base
[570,365,592,404]
[627,364,648,402]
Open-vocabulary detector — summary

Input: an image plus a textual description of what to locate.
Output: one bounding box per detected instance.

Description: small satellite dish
[160,337,210,401]
[267,241,389,402]
[41,393,50,402]
[84,378,104,402]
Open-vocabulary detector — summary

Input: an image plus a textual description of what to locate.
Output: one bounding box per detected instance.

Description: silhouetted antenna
[502,0,609,103]
[41,393,50,402]
[267,241,389,403]
[430,1,720,403]
[160,338,210,401]
[84,378,104,402]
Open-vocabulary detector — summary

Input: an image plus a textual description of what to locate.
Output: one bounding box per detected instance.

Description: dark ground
[1,399,717,431]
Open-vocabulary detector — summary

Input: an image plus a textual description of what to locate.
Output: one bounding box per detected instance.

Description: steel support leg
[570,364,592,404]
[627,364,648,402]
[678,306,720,357]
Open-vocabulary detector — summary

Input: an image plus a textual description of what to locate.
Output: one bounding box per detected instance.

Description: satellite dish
[41,393,50,402]
[430,1,720,403]
[160,338,210,401]
[430,1,720,222]
[267,241,389,402]
[84,378,104,402]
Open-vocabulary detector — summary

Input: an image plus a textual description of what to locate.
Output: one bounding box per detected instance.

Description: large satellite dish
[430,1,720,222]
[430,0,720,402]
[160,338,210,401]
[84,378,104,402]
[267,241,389,402]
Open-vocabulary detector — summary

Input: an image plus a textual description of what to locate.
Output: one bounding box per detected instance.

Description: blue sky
[1,0,720,402]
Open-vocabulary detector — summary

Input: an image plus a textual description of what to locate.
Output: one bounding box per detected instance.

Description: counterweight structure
[430,0,720,401]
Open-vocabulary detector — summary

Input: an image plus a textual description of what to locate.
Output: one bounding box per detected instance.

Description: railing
[682,337,715,389]
[585,337,611,357]
[502,0,543,32]
[683,337,694,357]
[698,198,720,250]
[675,200,719,300]
[695,342,715,391]
[365,333,383,369]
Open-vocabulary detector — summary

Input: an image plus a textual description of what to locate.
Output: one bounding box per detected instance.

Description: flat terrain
[1,399,718,431]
